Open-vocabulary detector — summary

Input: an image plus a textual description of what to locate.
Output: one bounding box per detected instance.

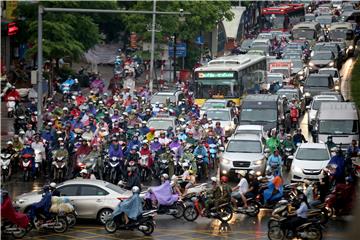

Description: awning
[222,6,246,39]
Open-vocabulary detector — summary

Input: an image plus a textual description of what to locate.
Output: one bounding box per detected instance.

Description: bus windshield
[263,14,286,30]
[293,29,316,40]
[195,79,240,98]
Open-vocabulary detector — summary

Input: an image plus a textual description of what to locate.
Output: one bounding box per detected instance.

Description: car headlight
[328,61,334,67]
[224,126,231,132]
[292,165,302,173]
[309,62,314,67]
[221,158,231,165]
[335,85,340,91]
[304,92,311,97]
[299,75,304,80]
[254,159,263,166]
[349,45,354,50]
[298,70,304,76]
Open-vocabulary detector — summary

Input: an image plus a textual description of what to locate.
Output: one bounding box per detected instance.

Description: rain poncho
[29,191,52,220]
[1,196,29,228]
[264,176,283,203]
[145,180,179,206]
[112,193,143,220]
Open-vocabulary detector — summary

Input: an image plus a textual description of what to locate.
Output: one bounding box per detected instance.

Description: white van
[313,102,359,149]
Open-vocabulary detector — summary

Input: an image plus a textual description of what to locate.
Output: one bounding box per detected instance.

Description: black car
[303,74,335,105]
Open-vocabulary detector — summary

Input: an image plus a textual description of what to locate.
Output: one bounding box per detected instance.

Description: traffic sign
[168,42,187,57]
[195,35,204,45]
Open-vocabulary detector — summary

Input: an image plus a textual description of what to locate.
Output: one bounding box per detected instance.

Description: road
[1,57,356,239]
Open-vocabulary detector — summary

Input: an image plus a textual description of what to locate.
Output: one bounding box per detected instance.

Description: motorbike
[325,183,354,217]
[107,157,121,184]
[33,149,43,179]
[208,144,218,170]
[6,96,16,118]
[32,213,68,233]
[139,155,152,182]
[158,159,169,177]
[1,153,12,182]
[195,155,204,181]
[20,154,33,181]
[183,191,233,222]
[105,210,156,236]
[53,156,67,183]
[233,196,261,217]
[283,147,294,170]
[268,216,323,240]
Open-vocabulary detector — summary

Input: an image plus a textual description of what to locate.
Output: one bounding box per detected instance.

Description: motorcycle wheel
[173,202,185,219]
[104,220,117,233]
[66,213,77,227]
[320,208,329,225]
[53,217,68,233]
[219,205,233,222]
[326,206,334,218]
[140,220,154,236]
[183,205,199,222]
[246,201,260,217]
[11,224,27,239]
[268,225,285,240]
[306,226,323,240]
[268,219,280,228]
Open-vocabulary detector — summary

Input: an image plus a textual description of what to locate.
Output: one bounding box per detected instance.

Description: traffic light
[1,21,18,36]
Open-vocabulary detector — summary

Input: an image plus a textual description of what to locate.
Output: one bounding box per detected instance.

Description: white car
[200,99,232,116]
[318,68,341,89]
[234,125,267,143]
[290,143,331,182]
[205,108,237,137]
[307,95,340,128]
[13,179,132,224]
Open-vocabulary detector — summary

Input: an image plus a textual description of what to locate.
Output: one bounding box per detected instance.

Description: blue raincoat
[29,191,52,220]
[112,193,143,220]
[263,181,283,203]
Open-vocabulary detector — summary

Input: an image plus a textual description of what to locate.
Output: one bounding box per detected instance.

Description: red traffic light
[7,22,18,36]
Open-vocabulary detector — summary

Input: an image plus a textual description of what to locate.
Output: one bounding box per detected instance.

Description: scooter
[283,148,294,170]
[1,153,12,182]
[139,155,152,182]
[158,159,169,177]
[32,213,68,233]
[108,157,120,184]
[20,154,33,181]
[34,149,43,179]
[208,144,218,170]
[233,196,261,217]
[6,96,16,118]
[195,155,204,181]
[53,156,67,183]
[105,210,156,236]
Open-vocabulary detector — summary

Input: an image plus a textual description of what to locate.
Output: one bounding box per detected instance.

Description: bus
[329,22,355,57]
[261,3,305,32]
[292,22,323,47]
[193,54,267,106]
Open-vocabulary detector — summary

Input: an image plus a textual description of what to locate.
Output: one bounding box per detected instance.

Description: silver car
[220,134,267,178]
[13,179,132,224]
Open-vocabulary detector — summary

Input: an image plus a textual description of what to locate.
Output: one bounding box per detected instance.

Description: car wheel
[98,209,113,225]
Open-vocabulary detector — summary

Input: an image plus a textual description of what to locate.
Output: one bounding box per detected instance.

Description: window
[58,185,79,196]
[79,185,108,196]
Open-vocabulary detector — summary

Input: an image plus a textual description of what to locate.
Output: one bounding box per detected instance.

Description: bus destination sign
[198,72,234,78]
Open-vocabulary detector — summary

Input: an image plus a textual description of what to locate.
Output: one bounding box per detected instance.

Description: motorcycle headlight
[308,62,314,67]
[298,70,304,76]
[304,92,311,97]
[335,85,340,91]
[328,61,334,67]
[349,45,354,50]
[221,158,231,165]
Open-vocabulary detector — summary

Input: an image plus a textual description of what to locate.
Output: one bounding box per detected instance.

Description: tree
[15,1,122,62]
[122,1,233,67]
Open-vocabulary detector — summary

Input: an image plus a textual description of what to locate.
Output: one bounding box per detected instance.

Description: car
[319,91,344,102]
[13,179,132,224]
[312,42,343,68]
[147,116,177,136]
[266,72,286,86]
[234,125,267,144]
[150,90,185,108]
[318,68,341,88]
[205,108,237,137]
[233,39,253,54]
[305,13,316,22]
[290,143,331,182]
[308,50,337,72]
[257,32,274,40]
[315,15,337,29]
[303,74,336,105]
[328,41,347,60]
[200,99,234,116]
[247,49,266,56]
[220,134,267,178]
[306,95,340,129]
[277,87,306,115]
[282,50,304,61]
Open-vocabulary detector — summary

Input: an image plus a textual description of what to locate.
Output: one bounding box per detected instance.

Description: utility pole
[173,33,177,83]
[149,0,157,92]
[37,5,43,131]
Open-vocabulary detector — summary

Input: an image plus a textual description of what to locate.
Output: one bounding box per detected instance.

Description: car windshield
[319,120,359,134]
[296,148,329,161]
[329,29,347,40]
[305,15,315,21]
[267,75,283,84]
[293,29,316,40]
[306,76,329,87]
[241,109,277,122]
[319,69,338,78]
[207,110,231,121]
[150,95,175,104]
[147,119,174,130]
[312,99,338,110]
[271,68,289,77]
[312,52,333,60]
[314,45,338,56]
[202,102,226,109]
[316,17,333,25]
[235,130,261,136]
[226,140,262,153]
[241,40,253,49]
[251,45,269,53]
[277,90,299,99]
[105,183,127,194]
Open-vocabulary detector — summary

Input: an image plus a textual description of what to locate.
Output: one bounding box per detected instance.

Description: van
[292,22,324,47]
[329,22,355,57]
[239,94,287,132]
[312,102,360,149]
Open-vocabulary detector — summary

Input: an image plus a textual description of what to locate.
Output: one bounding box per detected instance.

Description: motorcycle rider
[1,141,16,175]
[231,170,248,209]
[20,141,35,177]
[328,148,346,183]
[29,185,53,223]
[139,142,154,171]
[266,129,280,153]
[145,128,156,142]
[193,140,209,179]
[281,134,295,150]
[245,170,260,200]
[263,175,283,205]
[203,177,222,216]
[159,146,174,177]
[180,146,197,175]
[293,128,307,146]
[286,194,309,237]
[347,140,359,158]
[267,149,282,176]
[111,186,143,225]
[139,121,150,136]
[49,182,60,197]
[219,176,232,205]
[326,136,337,151]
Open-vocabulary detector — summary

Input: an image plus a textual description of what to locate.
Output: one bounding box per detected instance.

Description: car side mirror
[264,148,270,153]
[306,105,310,110]
[288,156,294,160]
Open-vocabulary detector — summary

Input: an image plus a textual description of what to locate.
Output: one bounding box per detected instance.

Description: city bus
[261,3,305,32]
[193,54,267,106]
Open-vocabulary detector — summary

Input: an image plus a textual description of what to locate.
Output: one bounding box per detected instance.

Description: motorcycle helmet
[346,176,353,183]
[171,175,178,182]
[211,177,218,183]
[50,182,56,189]
[249,170,255,176]
[220,176,228,183]
[162,173,169,180]
[132,186,140,193]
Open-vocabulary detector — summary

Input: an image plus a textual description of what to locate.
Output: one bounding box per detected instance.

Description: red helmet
[220,176,228,183]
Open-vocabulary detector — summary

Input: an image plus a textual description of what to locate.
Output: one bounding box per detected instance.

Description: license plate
[235,170,245,173]
[35,163,39,168]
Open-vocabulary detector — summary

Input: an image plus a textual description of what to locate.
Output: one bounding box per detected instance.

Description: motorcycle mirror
[288,156,294,160]
[264,148,270,153]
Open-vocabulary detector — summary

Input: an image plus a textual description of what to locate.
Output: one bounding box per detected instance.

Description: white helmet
[162,173,169,180]
[50,182,56,188]
[132,186,140,193]
[211,177,217,183]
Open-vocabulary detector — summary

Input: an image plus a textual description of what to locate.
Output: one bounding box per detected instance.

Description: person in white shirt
[231,170,249,208]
